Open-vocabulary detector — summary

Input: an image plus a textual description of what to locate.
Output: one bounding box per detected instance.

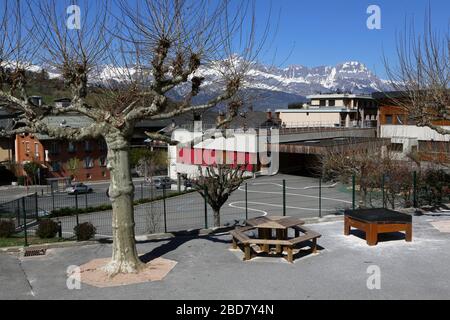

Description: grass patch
[0,234,71,248]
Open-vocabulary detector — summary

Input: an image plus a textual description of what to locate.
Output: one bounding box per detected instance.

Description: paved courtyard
[1,214,450,300]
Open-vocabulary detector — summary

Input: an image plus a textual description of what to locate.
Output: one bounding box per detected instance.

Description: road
[0,177,184,214]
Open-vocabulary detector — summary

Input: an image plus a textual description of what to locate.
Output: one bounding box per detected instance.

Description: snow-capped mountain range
[195,59,390,96]
[186,59,391,110]
[10,58,391,110]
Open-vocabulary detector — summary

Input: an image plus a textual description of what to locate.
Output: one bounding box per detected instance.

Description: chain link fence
[1,171,448,247]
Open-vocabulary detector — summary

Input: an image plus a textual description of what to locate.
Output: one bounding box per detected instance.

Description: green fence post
[352,174,356,210]
[318,177,322,218]
[413,171,417,208]
[141,182,144,200]
[163,187,167,233]
[51,183,55,212]
[382,174,385,208]
[85,192,88,209]
[35,192,38,220]
[283,179,286,216]
[22,197,28,247]
[16,199,20,226]
[204,188,208,229]
[75,193,79,241]
[245,183,248,220]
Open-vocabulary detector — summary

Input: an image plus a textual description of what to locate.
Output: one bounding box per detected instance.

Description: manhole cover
[24,248,47,257]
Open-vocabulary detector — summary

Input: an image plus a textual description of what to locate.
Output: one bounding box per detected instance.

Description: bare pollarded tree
[0,0,271,276]
[384,12,449,135]
[192,164,247,227]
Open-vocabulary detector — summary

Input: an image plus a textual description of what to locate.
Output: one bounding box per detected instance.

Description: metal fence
[351,170,450,211]
[1,171,448,247]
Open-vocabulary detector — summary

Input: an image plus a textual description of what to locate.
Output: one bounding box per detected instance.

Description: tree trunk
[103,134,144,276]
[213,209,221,228]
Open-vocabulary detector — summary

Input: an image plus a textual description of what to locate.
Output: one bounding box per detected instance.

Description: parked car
[37,209,51,218]
[65,183,93,195]
[183,179,193,188]
[153,177,172,189]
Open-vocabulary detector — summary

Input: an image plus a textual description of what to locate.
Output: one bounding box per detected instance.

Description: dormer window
[84,140,93,152]
[68,142,77,153]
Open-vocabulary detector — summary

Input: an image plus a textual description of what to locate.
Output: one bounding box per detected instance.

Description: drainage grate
[24,248,47,257]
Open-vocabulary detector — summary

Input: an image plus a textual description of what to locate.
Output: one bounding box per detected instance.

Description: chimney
[193,112,202,132]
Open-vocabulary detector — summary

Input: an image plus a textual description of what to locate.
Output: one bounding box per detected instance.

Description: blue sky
[23,0,449,79]
[254,0,449,78]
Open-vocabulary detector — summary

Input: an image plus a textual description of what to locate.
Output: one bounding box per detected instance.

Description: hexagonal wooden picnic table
[231,216,321,262]
[246,216,306,253]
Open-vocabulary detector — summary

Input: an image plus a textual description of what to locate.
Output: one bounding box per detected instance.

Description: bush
[74,222,96,241]
[17,176,26,186]
[0,220,15,238]
[36,220,59,239]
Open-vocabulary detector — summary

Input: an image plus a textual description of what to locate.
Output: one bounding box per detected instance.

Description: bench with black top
[344,208,412,246]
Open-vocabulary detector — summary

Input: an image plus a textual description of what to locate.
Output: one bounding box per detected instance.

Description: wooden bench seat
[230,228,254,261]
[230,230,251,244]
[247,238,292,246]
[230,224,322,262]
[284,225,322,262]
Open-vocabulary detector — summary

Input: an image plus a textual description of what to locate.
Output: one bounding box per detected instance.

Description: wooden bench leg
[344,216,351,236]
[276,229,283,254]
[405,223,412,242]
[232,237,237,249]
[244,244,251,261]
[259,228,270,253]
[285,246,293,263]
[366,223,378,246]
[311,238,317,254]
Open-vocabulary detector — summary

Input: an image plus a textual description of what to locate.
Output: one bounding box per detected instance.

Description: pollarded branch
[6,118,106,141]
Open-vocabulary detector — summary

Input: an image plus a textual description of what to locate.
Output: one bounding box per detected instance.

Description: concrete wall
[0,138,13,162]
[278,111,342,127]
[310,99,345,107]
[168,129,258,180]
[380,124,450,159]
[278,128,377,143]
[380,125,450,142]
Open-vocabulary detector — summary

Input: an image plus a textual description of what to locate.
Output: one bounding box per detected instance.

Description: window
[49,161,61,172]
[99,156,107,167]
[84,157,94,168]
[84,141,93,152]
[25,142,30,154]
[319,99,326,107]
[385,115,393,124]
[34,143,39,159]
[49,142,60,154]
[328,99,335,107]
[99,139,107,151]
[388,143,403,152]
[68,142,77,153]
